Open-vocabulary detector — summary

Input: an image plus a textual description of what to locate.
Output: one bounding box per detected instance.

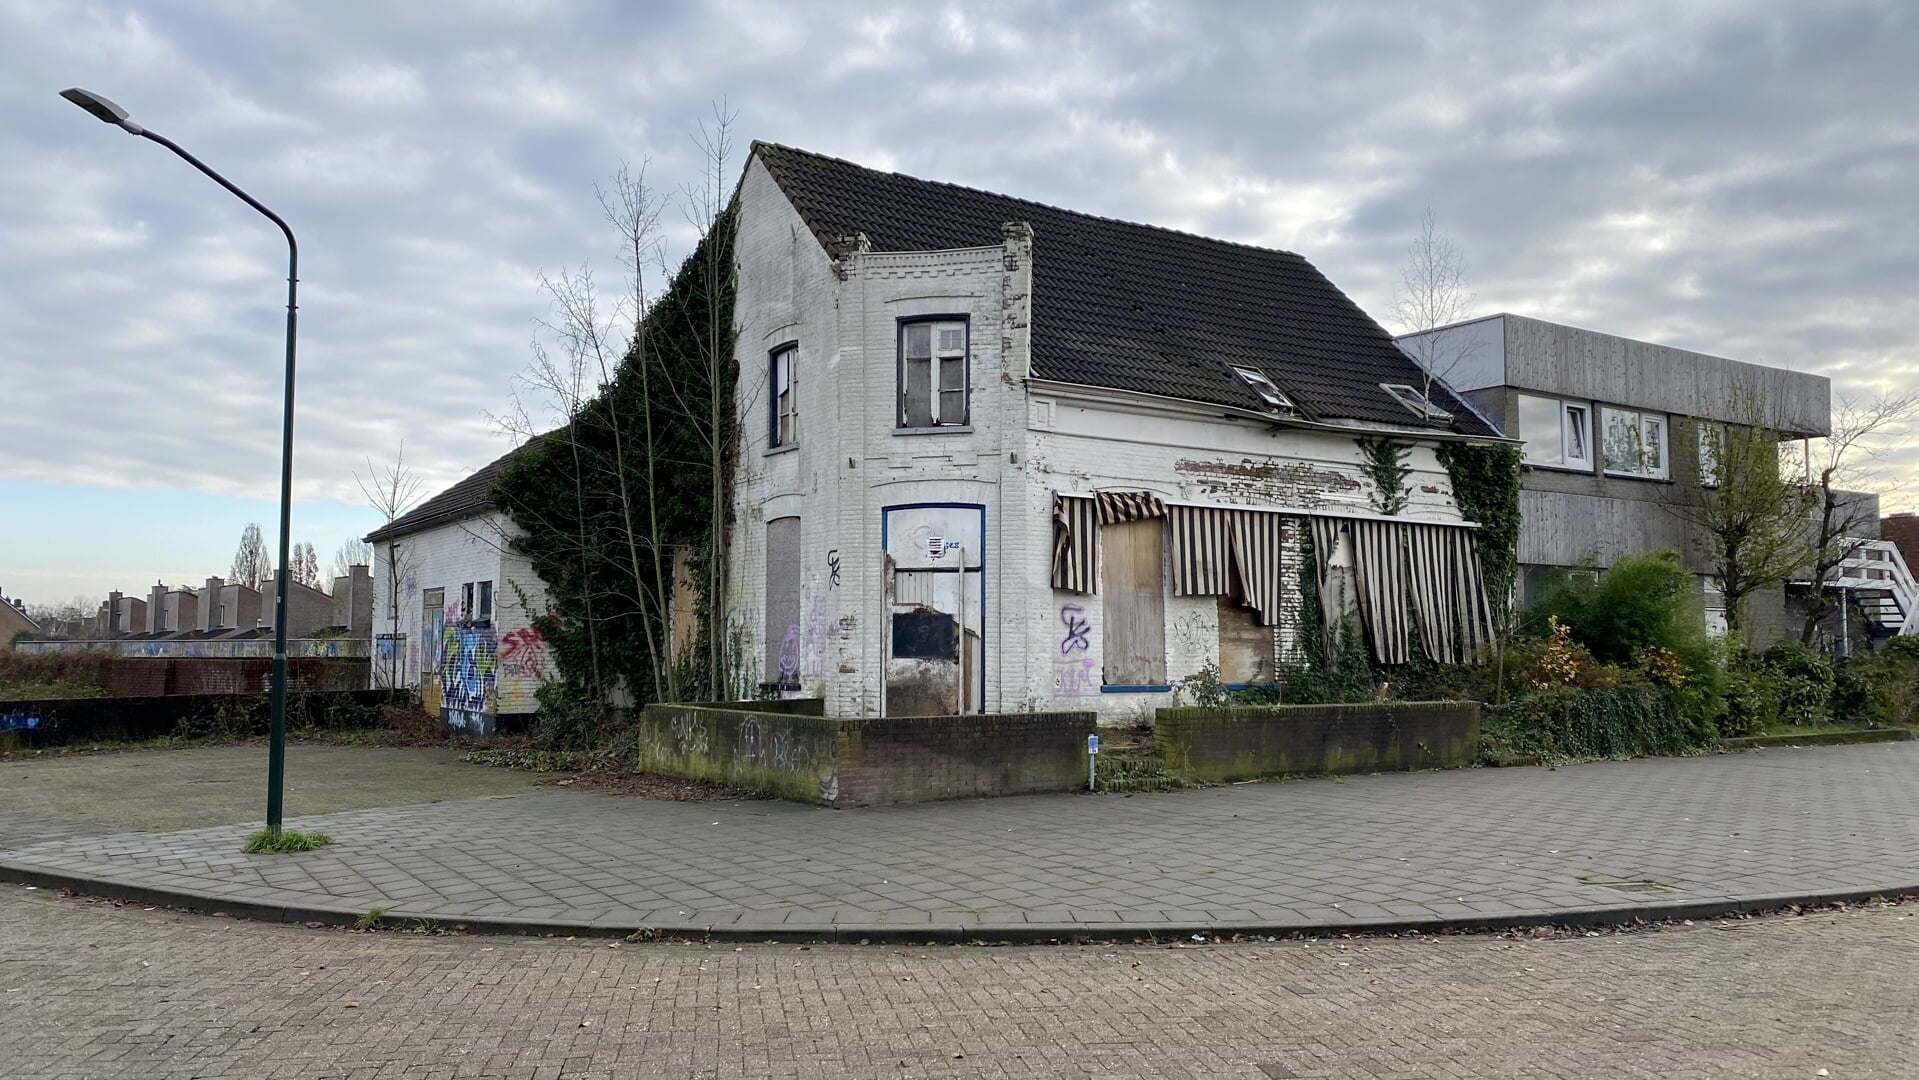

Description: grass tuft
[241,828,332,855]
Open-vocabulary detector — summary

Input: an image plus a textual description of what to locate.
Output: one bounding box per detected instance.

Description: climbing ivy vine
[1433,441,1523,611]
[1355,437,1413,516]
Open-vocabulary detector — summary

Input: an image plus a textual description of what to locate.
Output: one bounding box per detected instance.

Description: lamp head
[60,87,142,134]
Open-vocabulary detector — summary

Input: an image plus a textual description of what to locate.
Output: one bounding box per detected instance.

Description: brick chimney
[202,576,225,630]
[147,581,167,633]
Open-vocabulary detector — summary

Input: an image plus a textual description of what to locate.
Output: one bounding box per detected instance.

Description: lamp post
[62,87,298,837]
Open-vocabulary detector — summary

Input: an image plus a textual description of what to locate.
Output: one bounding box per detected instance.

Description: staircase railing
[1821,539,1919,636]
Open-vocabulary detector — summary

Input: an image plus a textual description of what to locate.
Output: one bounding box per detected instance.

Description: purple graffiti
[1059,603,1091,655]
[777,624,802,681]
[1054,657,1097,697]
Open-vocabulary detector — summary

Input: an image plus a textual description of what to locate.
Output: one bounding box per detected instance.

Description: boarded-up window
[1217,596,1274,685]
[764,517,802,685]
[1101,519,1166,685]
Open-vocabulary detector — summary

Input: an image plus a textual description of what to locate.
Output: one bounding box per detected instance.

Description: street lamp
[61,87,299,837]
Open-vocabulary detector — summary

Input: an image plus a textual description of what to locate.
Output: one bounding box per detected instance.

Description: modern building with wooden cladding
[1397,313,1884,644]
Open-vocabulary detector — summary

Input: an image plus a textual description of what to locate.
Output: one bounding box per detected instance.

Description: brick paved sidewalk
[3,743,1916,939]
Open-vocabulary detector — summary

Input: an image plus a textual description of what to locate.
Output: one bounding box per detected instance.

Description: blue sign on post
[1087,733,1099,791]
[1087,734,1100,755]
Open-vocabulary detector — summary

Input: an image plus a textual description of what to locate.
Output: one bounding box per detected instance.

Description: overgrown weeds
[242,828,332,854]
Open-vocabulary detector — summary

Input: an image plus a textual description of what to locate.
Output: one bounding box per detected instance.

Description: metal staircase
[1822,539,1919,637]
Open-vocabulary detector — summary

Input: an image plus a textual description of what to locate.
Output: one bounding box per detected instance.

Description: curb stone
[6,860,1917,945]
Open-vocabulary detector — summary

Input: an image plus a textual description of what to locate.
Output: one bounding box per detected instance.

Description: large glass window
[1516,393,1593,471]
[1601,406,1670,479]
[899,319,968,428]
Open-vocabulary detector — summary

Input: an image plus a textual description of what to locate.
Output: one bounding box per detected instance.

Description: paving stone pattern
[3,743,1917,936]
[4,888,1916,1079]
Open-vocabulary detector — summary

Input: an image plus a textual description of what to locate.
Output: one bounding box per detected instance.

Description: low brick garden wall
[1155,701,1479,783]
[0,689,390,750]
[637,704,1096,808]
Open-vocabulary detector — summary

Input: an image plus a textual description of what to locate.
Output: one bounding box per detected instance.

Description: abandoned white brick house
[728,143,1508,723]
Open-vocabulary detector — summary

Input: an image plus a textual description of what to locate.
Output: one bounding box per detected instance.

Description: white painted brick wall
[728,154,1479,723]
[369,509,554,714]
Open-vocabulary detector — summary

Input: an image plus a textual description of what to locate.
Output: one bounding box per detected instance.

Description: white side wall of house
[728,157,1481,723]
[370,509,554,725]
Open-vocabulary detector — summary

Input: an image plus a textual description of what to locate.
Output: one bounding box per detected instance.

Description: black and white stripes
[1053,491,1494,665]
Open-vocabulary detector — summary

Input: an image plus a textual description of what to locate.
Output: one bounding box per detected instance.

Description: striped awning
[1170,505,1289,626]
[1094,490,1166,525]
[1051,494,1099,594]
[1312,515,1493,665]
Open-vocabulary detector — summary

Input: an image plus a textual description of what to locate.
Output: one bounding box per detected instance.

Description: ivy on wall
[1434,441,1524,621]
[1355,437,1413,516]
[491,208,738,710]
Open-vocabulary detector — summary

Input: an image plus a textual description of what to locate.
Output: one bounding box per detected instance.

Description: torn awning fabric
[1310,515,1493,665]
[1169,504,1288,626]
[1051,494,1100,594]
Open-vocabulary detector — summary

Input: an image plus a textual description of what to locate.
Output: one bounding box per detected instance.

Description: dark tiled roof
[365,436,543,543]
[753,143,1493,436]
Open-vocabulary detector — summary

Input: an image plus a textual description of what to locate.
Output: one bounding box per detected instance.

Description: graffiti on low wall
[16,638,371,659]
[0,709,41,733]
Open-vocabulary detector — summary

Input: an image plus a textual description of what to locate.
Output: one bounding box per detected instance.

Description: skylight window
[1380,383,1453,422]
[1231,366,1295,415]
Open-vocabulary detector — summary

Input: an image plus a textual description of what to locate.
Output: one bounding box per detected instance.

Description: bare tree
[1797,392,1919,644]
[1667,388,1816,646]
[1391,206,1477,408]
[330,539,373,582]
[290,541,322,590]
[359,444,424,691]
[683,103,740,691]
[230,523,273,592]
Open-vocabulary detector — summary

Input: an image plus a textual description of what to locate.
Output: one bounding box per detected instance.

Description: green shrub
[1524,553,1712,671]
[1758,643,1833,726]
[1834,638,1919,726]
[1483,684,1711,763]
[532,681,608,750]
[1273,618,1381,704]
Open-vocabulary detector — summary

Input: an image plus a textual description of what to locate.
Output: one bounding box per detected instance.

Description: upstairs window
[460,582,475,622]
[478,580,494,623]
[1516,393,1593,471]
[899,318,968,428]
[1233,366,1296,416]
[769,343,798,448]
[1697,422,1725,487]
[1602,407,1669,480]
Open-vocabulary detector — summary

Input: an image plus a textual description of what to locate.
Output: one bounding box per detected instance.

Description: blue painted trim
[1101,684,1172,694]
[1222,683,1280,692]
[880,501,988,714]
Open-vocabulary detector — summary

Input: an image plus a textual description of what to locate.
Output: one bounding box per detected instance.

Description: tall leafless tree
[330,539,373,582]
[1797,392,1919,644]
[230,523,273,592]
[1392,207,1477,409]
[358,444,424,690]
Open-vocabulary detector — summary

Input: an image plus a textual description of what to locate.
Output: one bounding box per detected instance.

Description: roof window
[1231,366,1296,416]
[1380,383,1453,422]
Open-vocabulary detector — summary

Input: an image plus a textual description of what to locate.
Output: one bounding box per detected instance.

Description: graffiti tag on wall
[1055,604,1097,697]
[499,626,548,678]
[439,624,498,714]
[0,710,41,733]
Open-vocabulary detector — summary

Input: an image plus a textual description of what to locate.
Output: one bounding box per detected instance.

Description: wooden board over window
[1217,596,1275,685]
[764,517,802,685]
[1101,518,1166,685]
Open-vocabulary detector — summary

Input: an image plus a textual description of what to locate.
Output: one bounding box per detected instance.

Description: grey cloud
[1,0,1916,536]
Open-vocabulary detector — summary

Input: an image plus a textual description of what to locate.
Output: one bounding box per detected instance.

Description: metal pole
[132,128,298,836]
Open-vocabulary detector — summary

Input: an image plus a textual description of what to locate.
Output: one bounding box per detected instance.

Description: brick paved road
[2,743,1916,937]
[2,888,1914,1079]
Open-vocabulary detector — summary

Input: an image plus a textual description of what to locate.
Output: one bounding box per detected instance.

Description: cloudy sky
[2,0,1915,606]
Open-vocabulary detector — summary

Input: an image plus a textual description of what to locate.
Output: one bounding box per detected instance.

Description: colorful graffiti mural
[439,624,498,718]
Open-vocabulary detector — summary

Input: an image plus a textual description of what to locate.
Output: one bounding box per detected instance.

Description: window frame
[1515,392,1594,473]
[1600,405,1671,481]
[477,580,494,624]
[1233,366,1297,415]
[896,316,970,430]
[1697,421,1724,488]
[460,582,475,623]
[768,341,798,449]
